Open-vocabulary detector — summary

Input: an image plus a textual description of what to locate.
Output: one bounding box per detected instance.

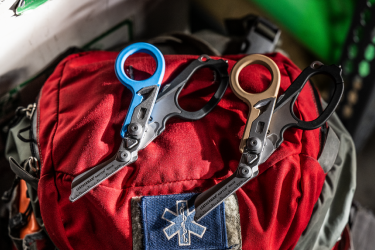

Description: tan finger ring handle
[230,54,280,153]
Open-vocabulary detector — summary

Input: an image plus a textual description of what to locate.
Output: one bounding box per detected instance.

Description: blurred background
[0,0,374,249]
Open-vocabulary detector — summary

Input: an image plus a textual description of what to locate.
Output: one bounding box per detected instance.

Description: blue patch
[141,193,228,249]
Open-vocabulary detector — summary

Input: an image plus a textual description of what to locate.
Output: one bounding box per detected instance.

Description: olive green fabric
[5,116,33,163]
[295,103,357,250]
[5,115,41,221]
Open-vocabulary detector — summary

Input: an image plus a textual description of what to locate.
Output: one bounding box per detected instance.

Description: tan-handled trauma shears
[194,54,280,220]
[194,55,344,221]
[230,54,280,152]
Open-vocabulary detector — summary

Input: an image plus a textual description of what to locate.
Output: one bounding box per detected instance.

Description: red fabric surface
[37,51,325,250]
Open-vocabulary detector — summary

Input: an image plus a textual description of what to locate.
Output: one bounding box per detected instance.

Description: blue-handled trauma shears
[70,42,229,202]
[115,43,165,138]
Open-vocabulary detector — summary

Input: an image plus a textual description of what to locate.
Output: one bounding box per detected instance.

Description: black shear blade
[194,173,249,221]
[194,97,277,221]
[69,140,138,202]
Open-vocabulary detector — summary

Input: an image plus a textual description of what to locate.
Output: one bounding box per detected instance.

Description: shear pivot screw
[247,137,261,153]
[128,123,143,137]
[117,150,131,162]
[238,164,253,178]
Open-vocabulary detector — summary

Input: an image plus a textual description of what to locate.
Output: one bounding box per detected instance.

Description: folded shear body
[194,57,344,221]
[70,43,229,202]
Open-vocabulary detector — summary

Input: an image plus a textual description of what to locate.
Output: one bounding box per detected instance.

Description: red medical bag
[35,51,325,249]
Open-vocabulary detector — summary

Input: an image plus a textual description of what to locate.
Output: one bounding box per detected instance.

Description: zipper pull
[25,103,36,120]
[27,157,40,178]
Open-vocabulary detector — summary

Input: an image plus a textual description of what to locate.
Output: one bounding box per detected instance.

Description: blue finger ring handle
[115,42,165,138]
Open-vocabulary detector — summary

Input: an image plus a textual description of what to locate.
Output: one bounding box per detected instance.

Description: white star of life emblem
[162,200,206,246]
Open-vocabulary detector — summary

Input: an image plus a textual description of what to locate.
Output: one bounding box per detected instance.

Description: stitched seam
[38,57,75,250]
[220,203,225,247]
[37,88,44,170]
[48,54,94,250]
[49,53,90,175]
[144,199,149,249]
[39,55,85,178]
[50,67,63,176]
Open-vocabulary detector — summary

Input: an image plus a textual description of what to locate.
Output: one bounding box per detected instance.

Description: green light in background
[348,44,358,59]
[344,60,353,74]
[365,44,375,61]
[354,26,364,43]
[359,60,370,77]
[361,9,371,25]
[249,0,354,63]
[368,0,375,7]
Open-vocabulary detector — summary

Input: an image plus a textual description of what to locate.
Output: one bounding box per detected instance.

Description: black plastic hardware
[225,14,281,54]
[9,213,28,230]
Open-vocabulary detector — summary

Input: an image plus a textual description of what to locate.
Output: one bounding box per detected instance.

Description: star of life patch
[131,193,242,250]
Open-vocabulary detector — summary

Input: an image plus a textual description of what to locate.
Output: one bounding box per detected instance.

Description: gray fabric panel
[8,157,38,190]
[32,105,40,160]
[5,116,32,163]
[224,194,242,250]
[194,30,229,55]
[295,104,356,250]
[314,109,356,249]
[295,127,342,250]
[351,204,375,250]
[318,127,340,173]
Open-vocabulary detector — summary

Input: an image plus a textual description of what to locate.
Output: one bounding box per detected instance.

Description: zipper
[29,100,40,161]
